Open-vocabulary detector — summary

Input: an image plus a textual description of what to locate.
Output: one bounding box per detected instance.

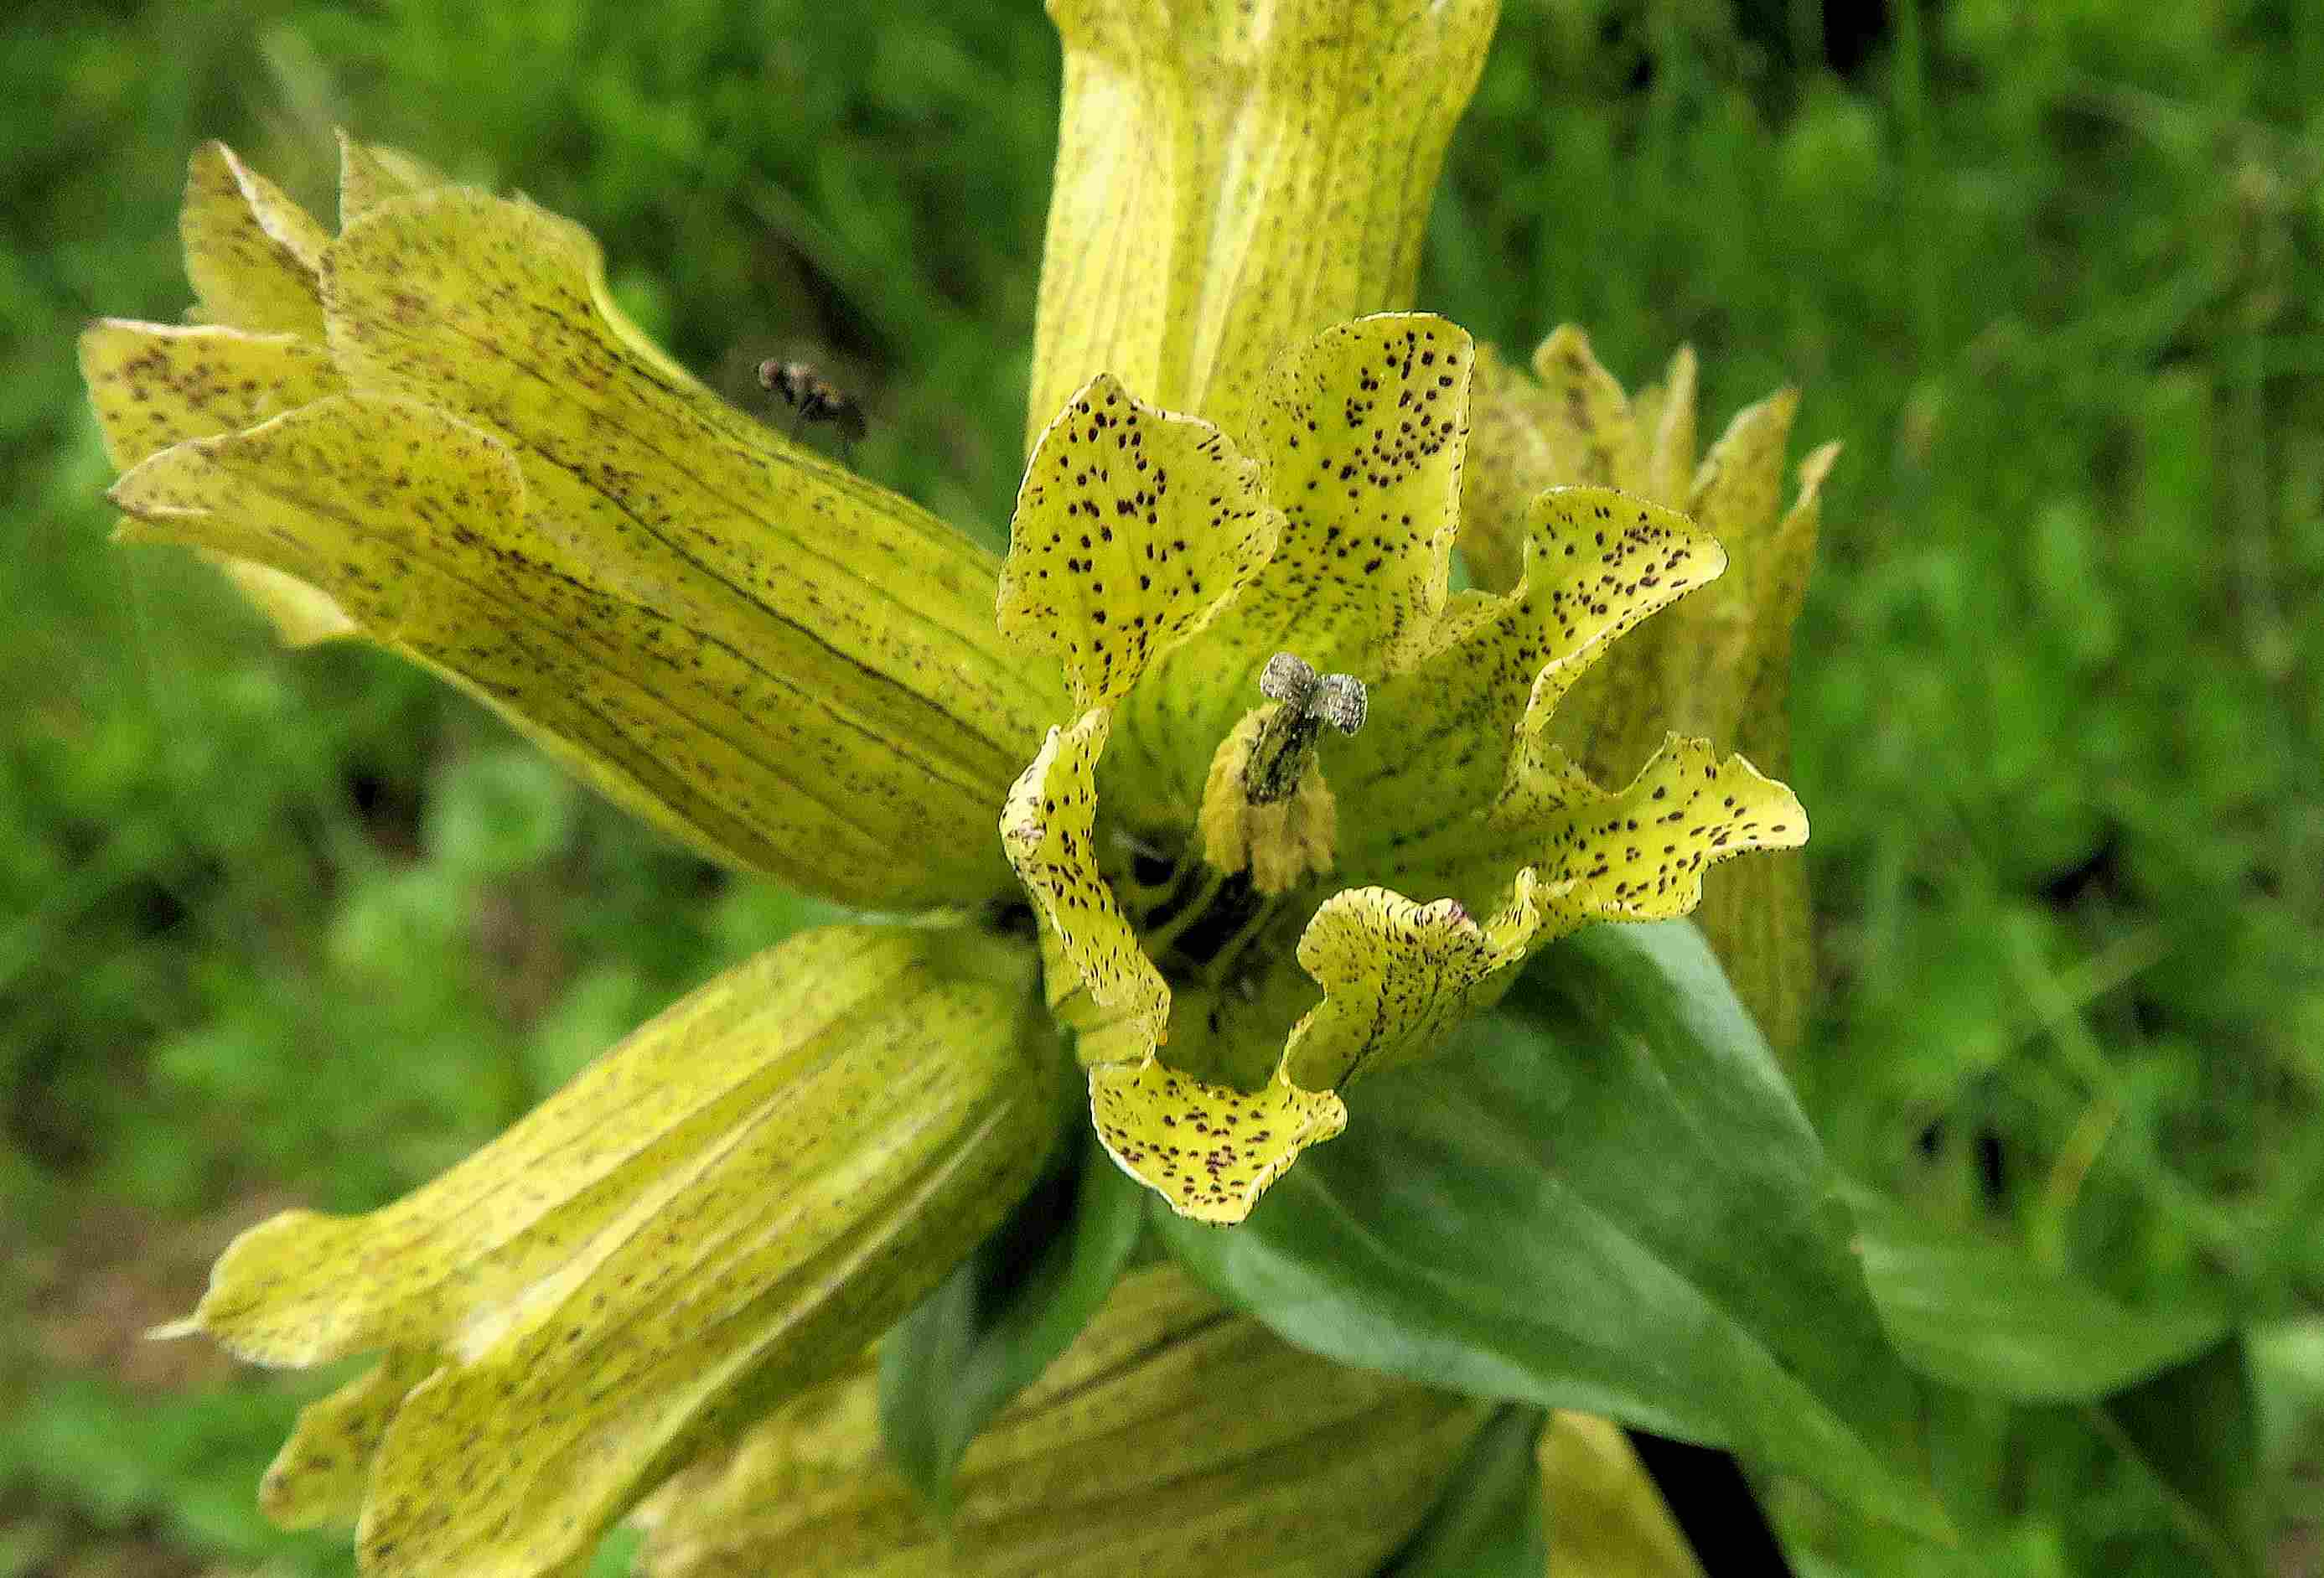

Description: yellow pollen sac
[1198,652,1362,896]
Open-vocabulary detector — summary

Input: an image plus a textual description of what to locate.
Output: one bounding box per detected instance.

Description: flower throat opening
[1105,651,1372,991]
[1115,841,1291,989]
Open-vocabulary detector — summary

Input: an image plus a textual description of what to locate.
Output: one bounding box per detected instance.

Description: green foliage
[1379,1405,1551,1578]
[1160,921,1947,1539]
[877,1126,1146,1509]
[1844,1180,2229,1404]
[4,1,2317,1574]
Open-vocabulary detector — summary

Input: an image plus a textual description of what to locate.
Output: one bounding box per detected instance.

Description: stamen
[1247,652,1367,804]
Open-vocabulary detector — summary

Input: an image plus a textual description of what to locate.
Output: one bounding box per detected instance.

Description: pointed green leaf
[2097,1335,2264,1576]
[1843,1181,2230,1403]
[1379,1405,1550,1578]
[1156,919,1950,1540]
[877,1125,1146,1509]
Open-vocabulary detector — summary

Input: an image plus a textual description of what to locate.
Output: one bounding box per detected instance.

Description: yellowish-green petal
[639,1265,1488,1578]
[79,318,357,644]
[1531,324,1649,493]
[335,131,448,228]
[317,183,1052,898]
[259,1350,434,1530]
[1689,386,1799,553]
[1000,372,1278,711]
[1089,1052,1346,1225]
[1127,313,1475,810]
[1339,485,1725,875]
[1486,733,1809,929]
[1456,328,1649,593]
[1281,871,1547,1094]
[1686,439,1835,1056]
[80,320,339,468]
[168,924,1055,1578]
[1001,706,1172,1043]
[1641,344,1700,511]
[1537,1410,1705,1578]
[1456,344,1556,593]
[1031,0,1498,450]
[182,142,329,339]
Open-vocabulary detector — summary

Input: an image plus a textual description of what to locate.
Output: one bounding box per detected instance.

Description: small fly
[758,358,867,448]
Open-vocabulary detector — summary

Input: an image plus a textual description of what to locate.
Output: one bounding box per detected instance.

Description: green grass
[3,1,2319,1573]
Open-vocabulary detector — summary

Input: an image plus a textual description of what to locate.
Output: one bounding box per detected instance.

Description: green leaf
[1156,919,1949,1540]
[1842,1182,2231,1402]
[1379,1405,1550,1578]
[877,1125,1146,1509]
[2095,1335,2264,1577]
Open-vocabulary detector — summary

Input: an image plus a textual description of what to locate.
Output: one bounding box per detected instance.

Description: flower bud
[89,138,1058,909]
[167,924,1061,1578]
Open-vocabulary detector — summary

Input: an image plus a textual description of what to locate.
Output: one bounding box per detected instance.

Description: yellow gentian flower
[80,3,1814,1572]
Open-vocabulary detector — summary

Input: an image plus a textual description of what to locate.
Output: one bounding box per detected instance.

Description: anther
[1247,652,1366,804]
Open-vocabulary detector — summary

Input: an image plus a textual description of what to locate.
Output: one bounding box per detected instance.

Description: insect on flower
[758,357,867,445]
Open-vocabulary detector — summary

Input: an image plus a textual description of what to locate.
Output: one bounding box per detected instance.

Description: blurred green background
[3,1,2319,1574]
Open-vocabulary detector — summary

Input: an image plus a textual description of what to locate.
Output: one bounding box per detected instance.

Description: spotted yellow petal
[259,1349,433,1530]
[1490,734,1809,930]
[1088,1053,1346,1226]
[1529,390,1827,1054]
[80,320,339,468]
[1529,324,1648,493]
[108,394,1011,905]
[1128,314,1474,809]
[1031,0,1498,449]
[320,184,1052,861]
[182,142,329,339]
[1281,870,1549,1094]
[79,319,357,644]
[1000,373,1277,711]
[169,925,1053,1578]
[1001,706,1170,1044]
[1339,486,1725,874]
[335,131,448,228]
[1243,313,1473,674]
